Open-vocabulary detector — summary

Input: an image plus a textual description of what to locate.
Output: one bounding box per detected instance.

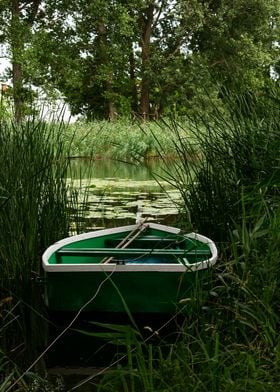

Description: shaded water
[69,159,182,230]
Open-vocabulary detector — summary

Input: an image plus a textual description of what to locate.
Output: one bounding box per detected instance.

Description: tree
[36,0,137,120]
[190,0,280,96]
[1,0,278,120]
[0,0,43,122]
[39,0,207,120]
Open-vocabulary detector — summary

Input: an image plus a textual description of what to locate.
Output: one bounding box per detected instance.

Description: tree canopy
[0,0,279,120]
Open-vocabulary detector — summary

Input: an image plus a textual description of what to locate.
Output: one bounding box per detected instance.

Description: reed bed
[0,118,76,378]
[64,119,180,161]
[156,91,280,243]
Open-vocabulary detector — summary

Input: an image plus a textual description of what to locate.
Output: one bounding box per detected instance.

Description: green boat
[42,222,218,314]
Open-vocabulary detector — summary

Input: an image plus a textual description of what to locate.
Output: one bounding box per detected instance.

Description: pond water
[68,159,183,230]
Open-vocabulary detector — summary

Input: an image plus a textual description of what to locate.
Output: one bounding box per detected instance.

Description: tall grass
[0,118,74,371]
[157,91,280,243]
[64,119,179,162]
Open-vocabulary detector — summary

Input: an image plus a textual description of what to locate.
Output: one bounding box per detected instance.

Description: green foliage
[0,1,46,121]
[159,89,280,242]
[192,0,280,93]
[0,118,76,372]
[0,92,13,121]
[64,119,179,161]
[2,0,278,120]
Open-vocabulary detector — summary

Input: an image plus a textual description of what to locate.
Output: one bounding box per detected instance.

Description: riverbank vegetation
[1,88,279,390]
[0,119,83,388]
[64,119,179,162]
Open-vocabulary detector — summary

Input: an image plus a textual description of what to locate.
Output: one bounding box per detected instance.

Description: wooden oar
[113,220,147,250]
[102,220,148,264]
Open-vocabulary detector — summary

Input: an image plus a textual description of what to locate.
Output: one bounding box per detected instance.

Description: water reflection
[69,159,182,230]
[69,158,170,180]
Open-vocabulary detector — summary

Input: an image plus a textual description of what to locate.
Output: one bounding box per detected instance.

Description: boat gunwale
[42,223,218,273]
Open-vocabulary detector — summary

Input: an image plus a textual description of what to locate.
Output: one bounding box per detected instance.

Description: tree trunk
[11,0,23,123]
[97,22,116,120]
[107,92,116,121]
[129,46,138,116]
[12,61,23,123]
[139,3,154,121]
[10,0,41,122]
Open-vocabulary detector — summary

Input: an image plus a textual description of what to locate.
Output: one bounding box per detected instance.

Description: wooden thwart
[57,248,210,257]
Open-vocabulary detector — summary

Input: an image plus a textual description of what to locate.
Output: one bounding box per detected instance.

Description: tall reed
[64,118,178,162]
[156,91,280,243]
[0,118,72,368]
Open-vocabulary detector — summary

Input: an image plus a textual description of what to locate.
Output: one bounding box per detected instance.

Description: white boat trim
[42,223,217,273]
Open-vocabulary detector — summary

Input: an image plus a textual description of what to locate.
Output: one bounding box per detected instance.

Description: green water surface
[68,159,182,230]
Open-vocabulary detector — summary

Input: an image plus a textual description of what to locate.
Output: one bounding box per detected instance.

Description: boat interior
[55,234,211,265]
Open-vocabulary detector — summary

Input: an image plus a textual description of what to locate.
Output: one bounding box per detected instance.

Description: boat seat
[56,247,211,263]
[57,247,210,257]
[105,236,184,249]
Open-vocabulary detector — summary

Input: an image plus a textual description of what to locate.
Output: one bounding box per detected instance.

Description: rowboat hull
[45,270,206,313]
[42,223,218,314]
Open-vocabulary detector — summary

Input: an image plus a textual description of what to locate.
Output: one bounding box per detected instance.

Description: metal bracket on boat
[114,259,126,265]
